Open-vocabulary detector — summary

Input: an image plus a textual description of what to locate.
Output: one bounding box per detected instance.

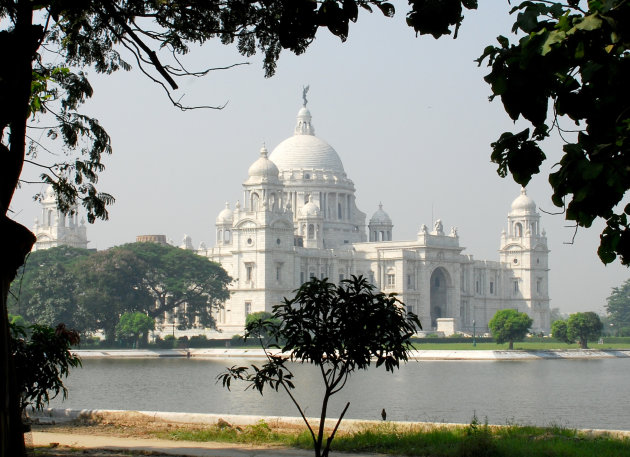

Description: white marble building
[32,185,89,251]
[199,100,551,336]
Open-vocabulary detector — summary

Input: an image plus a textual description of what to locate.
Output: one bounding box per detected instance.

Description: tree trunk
[508,340,514,350]
[580,337,588,349]
[0,2,40,455]
[1,217,36,457]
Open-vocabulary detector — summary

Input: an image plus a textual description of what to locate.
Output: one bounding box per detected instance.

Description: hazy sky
[10,3,628,314]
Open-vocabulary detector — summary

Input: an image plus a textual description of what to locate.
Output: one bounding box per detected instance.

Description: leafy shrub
[9,322,81,413]
[189,335,208,348]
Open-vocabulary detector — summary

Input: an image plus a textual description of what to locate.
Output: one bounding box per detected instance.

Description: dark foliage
[9,322,81,413]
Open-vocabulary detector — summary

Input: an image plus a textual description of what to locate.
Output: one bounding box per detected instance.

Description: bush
[188,334,208,348]
[176,336,189,348]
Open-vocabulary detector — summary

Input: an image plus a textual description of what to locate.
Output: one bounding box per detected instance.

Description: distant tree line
[8,244,231,344]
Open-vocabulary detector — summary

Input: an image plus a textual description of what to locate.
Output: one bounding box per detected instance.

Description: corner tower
[499,188,550,333]
[32,185,88,251]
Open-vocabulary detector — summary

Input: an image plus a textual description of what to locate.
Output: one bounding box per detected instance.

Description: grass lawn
[411,341,630,350]
[157,418,630,457]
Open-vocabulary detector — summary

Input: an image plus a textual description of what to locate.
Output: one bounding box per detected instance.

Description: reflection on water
[50,357,630,430]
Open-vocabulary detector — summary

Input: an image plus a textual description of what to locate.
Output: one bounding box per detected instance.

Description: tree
[551,319,568,342]
[488,309,532,350]
[9,322,81,416]
[9,243,231,341]
[72,247,156,341]
[553,312,603,348]
[218,276,421,457]
[119,242,231,329]
[476,1,630,264]
[606,278,630,332]
[115,312,154,348]
[567,312,603,349]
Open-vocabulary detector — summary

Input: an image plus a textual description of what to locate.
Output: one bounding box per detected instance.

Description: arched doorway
[430,268,449,329]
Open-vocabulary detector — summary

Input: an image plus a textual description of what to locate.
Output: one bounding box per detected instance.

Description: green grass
[156,418,630,457]
[412,341,630,350]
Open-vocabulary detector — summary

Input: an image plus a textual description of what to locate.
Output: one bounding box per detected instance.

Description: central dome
[268,106,345,175]
[269,135,345,174]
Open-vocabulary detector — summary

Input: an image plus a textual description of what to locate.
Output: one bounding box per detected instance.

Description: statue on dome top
[302,84,310,107]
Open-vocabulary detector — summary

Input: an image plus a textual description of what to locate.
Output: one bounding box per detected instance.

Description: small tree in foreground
[218,276,421,457]
[488,309,532,350]
[554,312,603,349]
[9,322,81,416]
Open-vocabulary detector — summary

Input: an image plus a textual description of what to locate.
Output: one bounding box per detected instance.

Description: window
[386,273,395,288]
[300,271,305,283]
[513,280,519,294]
[435,277,440,287]
[276,265,282,281]
[537,278,542,293]
[251,192,260,211]
[489,281,494,295]
[407,274,412,288]
[338,203,342,219]
[339,273,345,283]
[407,305,414,315]
[245,264,253,282]
[310,271,316,279]
[475,280,480,294]
[245,302,252,316]
[515,222,522,237]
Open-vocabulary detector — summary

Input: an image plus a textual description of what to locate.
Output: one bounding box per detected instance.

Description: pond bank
[73,348,630,360]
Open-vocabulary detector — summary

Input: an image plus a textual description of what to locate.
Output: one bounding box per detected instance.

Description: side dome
[299,197,321,218]
[216,202,233,224]
[370,203,391,224]
[510,188,537,214]
[268,106,345,175]
[246,146,280,184]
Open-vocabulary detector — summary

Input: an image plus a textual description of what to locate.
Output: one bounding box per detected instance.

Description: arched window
[218,229,223,243]
[308,224,315,239]
[224,230,231,243]
[515,222,523,237]
[251,192,260,211]
[269,193,276,210]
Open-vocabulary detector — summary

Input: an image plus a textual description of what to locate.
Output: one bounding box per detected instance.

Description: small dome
[510,188,537,214]
[216,202,233,223]
[299,197,321,218]
[247,145,280,182]
[370,203,391,224]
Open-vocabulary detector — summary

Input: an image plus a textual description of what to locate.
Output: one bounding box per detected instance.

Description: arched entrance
[430,267,449,329]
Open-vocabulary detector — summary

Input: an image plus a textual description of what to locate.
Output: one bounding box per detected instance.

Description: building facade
[199,101,551,336]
